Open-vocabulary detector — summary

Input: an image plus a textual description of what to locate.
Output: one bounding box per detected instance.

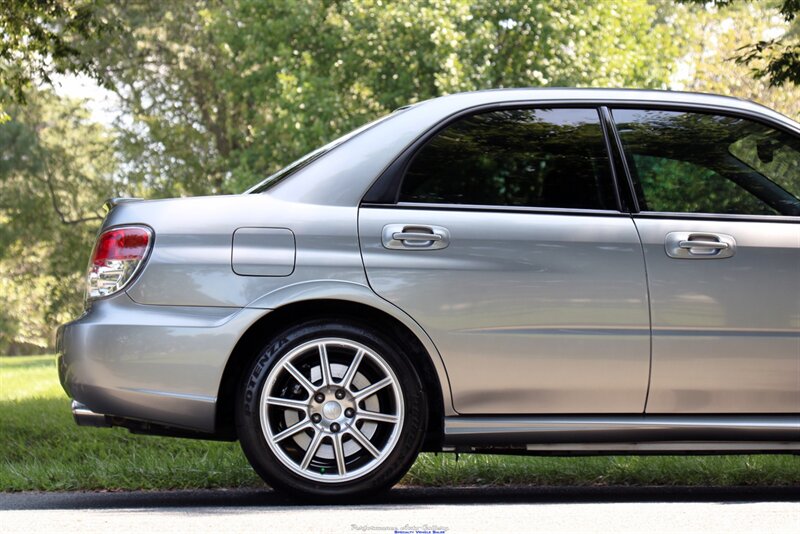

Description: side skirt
[442,415,800,454]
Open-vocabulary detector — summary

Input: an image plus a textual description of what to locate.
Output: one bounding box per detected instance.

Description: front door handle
[665,232,736,259]
[382,224,450,250]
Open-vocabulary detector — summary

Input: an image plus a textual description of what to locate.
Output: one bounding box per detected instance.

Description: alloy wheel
[259,338,404,483]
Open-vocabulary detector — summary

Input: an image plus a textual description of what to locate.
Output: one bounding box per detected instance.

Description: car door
[611,107,800,413]
[359,106,651,414]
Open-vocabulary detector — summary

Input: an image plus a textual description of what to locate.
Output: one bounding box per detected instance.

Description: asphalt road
[1,486,798,534]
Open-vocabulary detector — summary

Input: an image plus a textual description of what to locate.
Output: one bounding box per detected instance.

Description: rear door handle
[677,240,728,250]
[382,224,450,250]
[665,232,736,259]
[392,231,443,242]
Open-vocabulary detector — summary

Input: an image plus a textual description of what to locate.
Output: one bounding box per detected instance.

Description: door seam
[631,216,654,414]
[356,205,459,415]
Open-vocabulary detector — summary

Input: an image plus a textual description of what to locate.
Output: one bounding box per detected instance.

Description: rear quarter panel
[106,195,367,307]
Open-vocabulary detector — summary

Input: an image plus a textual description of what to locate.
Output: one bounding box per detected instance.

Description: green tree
[680,0,800,86]
[0,0,114,112]
[674,1,800,118]
[85,0,687,195]
[0,90,119,352]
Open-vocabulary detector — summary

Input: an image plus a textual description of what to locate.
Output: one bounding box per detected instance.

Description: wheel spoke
[319,343,333,387]
[284,362,315,394]
[272,419,312,443]
[300,430,324,470]
[265,396,308,411]
[356,410,399,424]
[341,349,364,389]
[347,426,380,458]
[353,376,393,401]
[333,433,346,475]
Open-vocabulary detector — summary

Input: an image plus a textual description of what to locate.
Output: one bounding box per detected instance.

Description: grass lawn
[1,355,798,491]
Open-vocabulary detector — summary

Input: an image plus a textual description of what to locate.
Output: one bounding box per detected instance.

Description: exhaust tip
[71,400,112,427]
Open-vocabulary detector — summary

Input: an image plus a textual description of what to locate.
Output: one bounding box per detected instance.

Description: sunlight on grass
[1,355,260,491]
[0,355,65,401]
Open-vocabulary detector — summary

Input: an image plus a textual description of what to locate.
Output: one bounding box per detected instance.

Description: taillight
[86,226,152,300]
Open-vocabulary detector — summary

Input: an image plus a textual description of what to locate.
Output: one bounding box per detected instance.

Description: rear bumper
[57,294,265,433]
[70,399,234,440]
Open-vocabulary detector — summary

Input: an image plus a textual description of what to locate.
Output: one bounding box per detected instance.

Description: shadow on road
[1,485,797,511]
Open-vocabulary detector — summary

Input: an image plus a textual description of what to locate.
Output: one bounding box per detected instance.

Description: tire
[235,318,427,501]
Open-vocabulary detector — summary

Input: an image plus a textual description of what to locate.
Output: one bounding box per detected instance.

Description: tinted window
[399,108,616,210]
[613,109,800,216]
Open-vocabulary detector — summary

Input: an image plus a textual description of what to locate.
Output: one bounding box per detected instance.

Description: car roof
[407,87,797,127]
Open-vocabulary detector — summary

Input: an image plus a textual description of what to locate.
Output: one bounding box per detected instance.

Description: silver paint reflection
[58,88,800,440]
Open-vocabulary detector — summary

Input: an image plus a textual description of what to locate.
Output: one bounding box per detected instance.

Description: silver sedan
[58,88,800,500]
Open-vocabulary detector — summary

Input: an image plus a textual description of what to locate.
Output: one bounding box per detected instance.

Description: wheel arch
[215,290,451,450]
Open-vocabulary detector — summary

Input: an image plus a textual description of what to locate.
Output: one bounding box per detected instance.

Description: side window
[613,109,800,216]
[399,108,617,210]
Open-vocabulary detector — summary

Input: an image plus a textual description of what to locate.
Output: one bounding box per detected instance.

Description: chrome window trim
[362,201,628,217]
[633,211,800,224]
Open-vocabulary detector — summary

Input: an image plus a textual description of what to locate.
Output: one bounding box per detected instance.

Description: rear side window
[399,108,617,210]
[613,109,800,216]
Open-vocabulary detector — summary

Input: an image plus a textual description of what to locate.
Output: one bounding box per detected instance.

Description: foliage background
[1,0,799,353]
